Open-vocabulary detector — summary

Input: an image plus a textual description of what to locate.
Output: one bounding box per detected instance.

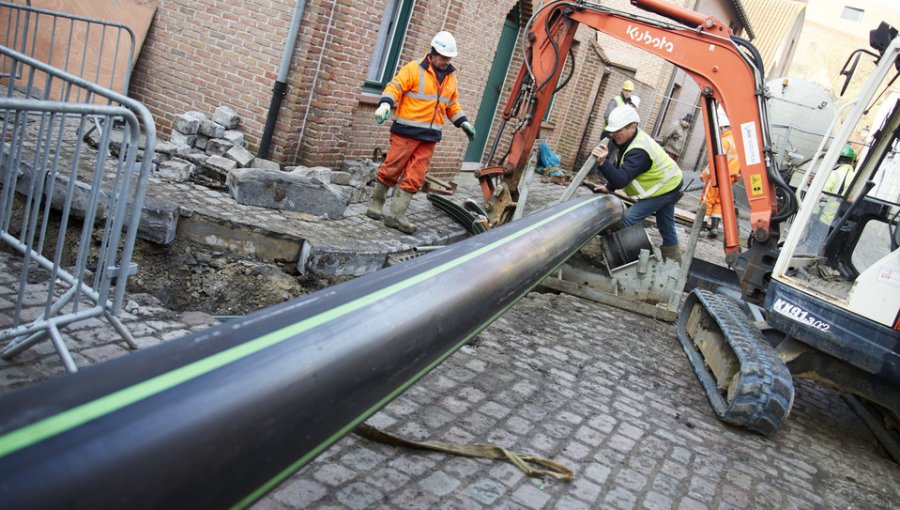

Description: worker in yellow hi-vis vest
[801,144,858,252]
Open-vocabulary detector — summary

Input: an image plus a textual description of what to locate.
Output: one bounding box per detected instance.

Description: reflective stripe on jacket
[819,163,856,225]
[381,55,467,142]
[618,130,683,200]
[721,129,742,177]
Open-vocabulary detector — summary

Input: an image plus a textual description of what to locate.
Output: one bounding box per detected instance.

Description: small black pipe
[257,80,288,160]
[0,194,624,510]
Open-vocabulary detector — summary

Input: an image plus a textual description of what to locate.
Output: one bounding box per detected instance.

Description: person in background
[657,113,692,161]
[700,107,741,238]
[367,31,476,234]
[604,80,635,126]
[804,144,859,246]
[591,105,685,264]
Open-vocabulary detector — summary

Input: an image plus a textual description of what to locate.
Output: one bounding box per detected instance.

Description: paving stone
[419,470,460,497]
[603,487,637,510]
[569,478,602,504]
[582,462,612,485]
[387,454,437,477]
[388,487,441,510]
[335,482,384,510]
[272,478,327,507]
[312,462,356,487]
[464,477,509,505]
[490,463,526,488]
[642,491,674,510]
[511,483,552,510]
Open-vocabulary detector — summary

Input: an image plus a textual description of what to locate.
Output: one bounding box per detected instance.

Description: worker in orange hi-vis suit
[366,31,474,235]
[700,106,741,238]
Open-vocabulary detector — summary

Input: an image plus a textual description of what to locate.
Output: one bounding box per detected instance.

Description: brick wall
[126,0,735,184]
[130,0,292,152]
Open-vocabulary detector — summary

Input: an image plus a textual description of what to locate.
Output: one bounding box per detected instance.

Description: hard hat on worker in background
[630,95,641,108]
[431,31,458,58]
[605,104,640,132]
[622,80,635,91]
[716,105,730,127]
[840,144,857,160]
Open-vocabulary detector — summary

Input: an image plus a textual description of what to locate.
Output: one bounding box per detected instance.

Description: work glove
[375,103,391,124]
[461,121,476,142]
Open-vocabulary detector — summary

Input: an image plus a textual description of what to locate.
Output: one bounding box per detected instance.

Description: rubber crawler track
[676,289,795,435]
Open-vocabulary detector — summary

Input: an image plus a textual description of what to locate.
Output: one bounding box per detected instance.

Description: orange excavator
[477,0,796,301]
[477,0,900,438]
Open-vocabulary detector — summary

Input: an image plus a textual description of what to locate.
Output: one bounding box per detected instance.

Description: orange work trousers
[377,133,437,193]
[701,174,740,218]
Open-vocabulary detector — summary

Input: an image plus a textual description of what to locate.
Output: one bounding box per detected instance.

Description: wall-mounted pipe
[0,194,624,509]
[258,0,308,159]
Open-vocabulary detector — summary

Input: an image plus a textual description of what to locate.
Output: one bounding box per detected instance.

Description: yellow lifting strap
[354,423,574,482]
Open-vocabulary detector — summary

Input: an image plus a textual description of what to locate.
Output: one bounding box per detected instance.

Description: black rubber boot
[384,189,417,234]
[366,182,390,220]
[707,217,720,239]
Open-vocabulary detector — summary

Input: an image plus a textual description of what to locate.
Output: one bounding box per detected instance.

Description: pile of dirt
[126,238,351,316]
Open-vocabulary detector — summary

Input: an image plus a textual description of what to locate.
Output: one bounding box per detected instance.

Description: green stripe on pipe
[0,196,603,459]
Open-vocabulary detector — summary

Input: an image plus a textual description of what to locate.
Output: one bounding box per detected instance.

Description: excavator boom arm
[482,0,781,259]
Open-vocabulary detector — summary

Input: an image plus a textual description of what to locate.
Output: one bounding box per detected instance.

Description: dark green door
[464,5,520,163]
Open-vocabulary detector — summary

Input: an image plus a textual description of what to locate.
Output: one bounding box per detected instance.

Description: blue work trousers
[620,186,681,247]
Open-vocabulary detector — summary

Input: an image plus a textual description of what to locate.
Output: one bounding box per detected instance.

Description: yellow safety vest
[618,130,683,199]
[819,163,856,225]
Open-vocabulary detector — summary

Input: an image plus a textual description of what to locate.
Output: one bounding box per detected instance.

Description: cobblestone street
[0,177,897,508]
[247,292,898,509]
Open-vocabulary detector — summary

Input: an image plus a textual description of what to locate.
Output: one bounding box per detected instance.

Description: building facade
[122,0,754,181]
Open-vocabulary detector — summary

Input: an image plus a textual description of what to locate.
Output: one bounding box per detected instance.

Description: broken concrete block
[135,198,180,245]
[199,119,225,138]
[206,138,234,157]
[206,155,237,173]
[340,184,371,204]
[223,130,244,147]
[195,134,210,150]
[212,106,240,129]
[341,159,379,187]
[170,130,197,147]
[173,111,205,135]
[290,166,332,185]
[156,140,191,157]
[251,158,280,171]
[157,159,195,182]
[180,152,210,167]
[198,155,237,185]
[227,168,349,218]
[226,144,254,167]
[331,171,352,186]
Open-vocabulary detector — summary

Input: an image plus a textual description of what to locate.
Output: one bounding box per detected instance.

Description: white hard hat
[717,105,730,127]
[605,104,640,132]
[431,31,458,58]
[630,95,641,108]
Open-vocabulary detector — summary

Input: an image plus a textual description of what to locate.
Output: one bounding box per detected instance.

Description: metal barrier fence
[0,1,136,100]
[0,45,155,372]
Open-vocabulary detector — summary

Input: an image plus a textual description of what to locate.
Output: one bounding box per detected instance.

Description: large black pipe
[0,194,623,509]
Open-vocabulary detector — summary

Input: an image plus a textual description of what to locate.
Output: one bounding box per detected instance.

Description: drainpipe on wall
[258,0,308,160]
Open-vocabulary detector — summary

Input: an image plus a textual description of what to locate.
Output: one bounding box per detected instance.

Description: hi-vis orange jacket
[380,55,468,142]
